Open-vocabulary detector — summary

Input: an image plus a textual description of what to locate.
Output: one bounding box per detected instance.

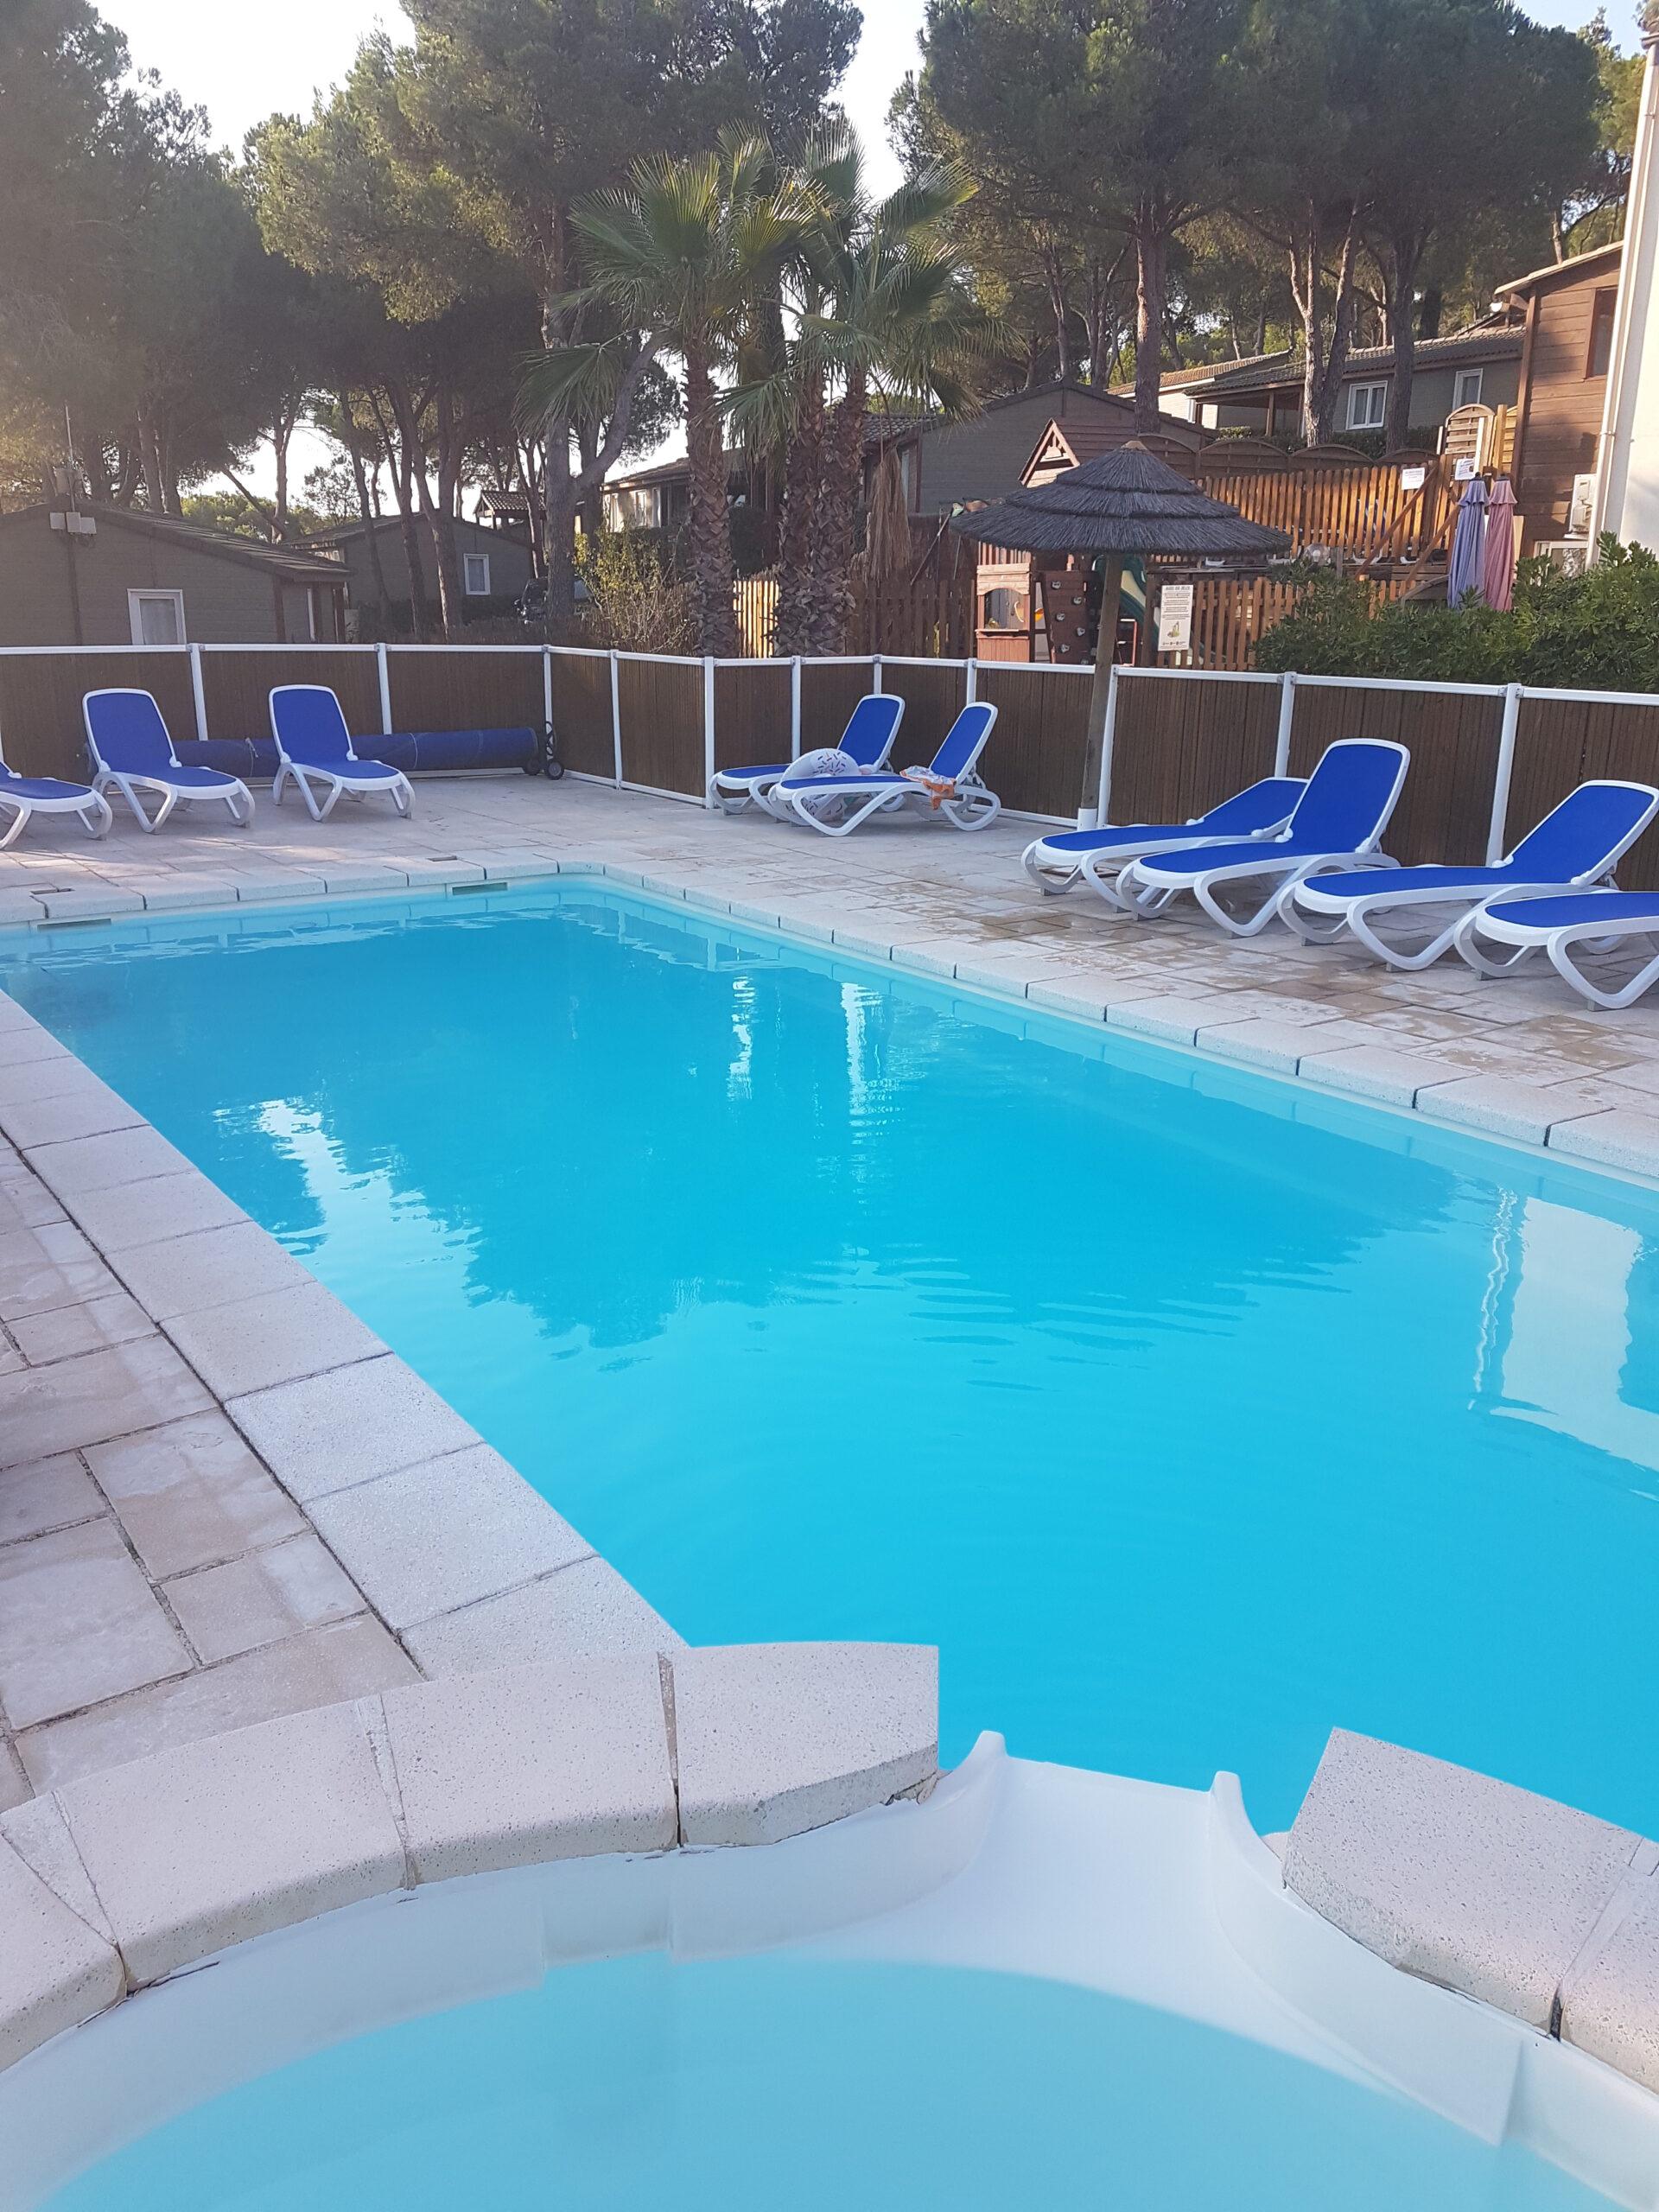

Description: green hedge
[1255,539,1659,693]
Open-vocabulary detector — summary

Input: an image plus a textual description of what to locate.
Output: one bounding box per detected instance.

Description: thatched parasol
[951,442,1292,821]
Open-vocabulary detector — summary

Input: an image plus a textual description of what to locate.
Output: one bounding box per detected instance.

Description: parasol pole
[1078,553,1124,827]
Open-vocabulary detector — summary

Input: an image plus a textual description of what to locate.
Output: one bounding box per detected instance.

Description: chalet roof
[1495,239,1623,303]
[1165,324,1523,401]
[1020,417,1199,482]
[955,441,1292,558]
[0,504,347,586]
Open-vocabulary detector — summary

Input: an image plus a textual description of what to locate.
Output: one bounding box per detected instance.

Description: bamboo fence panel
[549,652,617,777]
[972,664,1091,818]
[615,656,704,794]
[0,651,195,779]
[799,658,877,750]
[386,649,544,733]
[1109,677,1282,826]
[713,662,792,771]
[1510,695,1659,892]
[200,648,381,744]
[1287,683,1503,867]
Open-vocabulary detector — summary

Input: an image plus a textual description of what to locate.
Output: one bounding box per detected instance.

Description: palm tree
[521,135,808,655]
[735,135,990,654]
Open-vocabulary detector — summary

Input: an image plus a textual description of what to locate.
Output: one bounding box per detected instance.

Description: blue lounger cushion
[0,772,94,800]
[1138,836,1332,875]
[1311,863,1529,900]
[1482,891,1659,931]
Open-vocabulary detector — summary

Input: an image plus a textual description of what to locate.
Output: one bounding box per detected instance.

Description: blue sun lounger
[708,691,906,814]
[0,747,111,849]
[771,702,1001,836]
[1456,887,1659,1008]
[83,690,253,832]
[270,686,413,821]
[1120,739,1409,935]
[1286,779,1659,969]
[1020,777,1307,899]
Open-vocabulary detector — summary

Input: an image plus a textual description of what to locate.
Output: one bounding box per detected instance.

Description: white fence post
[188,645,210,745]
[702,656,716,808]
[873,653,883,693]
[1093,662,1121,829]
[1274,671,1296,778]
[542,646,554,740]
[790,657,802,759]
[376,643,393,736]
[964,658,978,705]
[1488,683,1523,863]
[609,651,622,787]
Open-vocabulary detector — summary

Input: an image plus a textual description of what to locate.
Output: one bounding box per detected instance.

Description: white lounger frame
[1118,741,1411,937]
[82,690,253,834]
[1282,779,1659,969]
[270,690,413,823]
[0,766,111,849]
[1454,899,1659,1008]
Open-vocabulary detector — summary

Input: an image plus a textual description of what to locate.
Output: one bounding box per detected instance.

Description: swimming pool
[35,1951,1611,2209]
[6,880,1659,1832]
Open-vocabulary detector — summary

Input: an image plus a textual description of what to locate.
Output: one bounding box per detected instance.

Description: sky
[99,0,924,184]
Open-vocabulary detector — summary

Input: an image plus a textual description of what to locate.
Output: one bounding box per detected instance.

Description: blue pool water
[6,882,1659,1832]
[43,1954,1608,2209]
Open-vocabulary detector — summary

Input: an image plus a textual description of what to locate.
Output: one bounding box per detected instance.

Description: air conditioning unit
[1532,540,1589,576]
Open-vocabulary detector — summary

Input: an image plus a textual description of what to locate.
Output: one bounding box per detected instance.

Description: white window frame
[1452,367,1484,410]
[1346,381,1389,432]
[126,588,186,645]
[462,552,493,596]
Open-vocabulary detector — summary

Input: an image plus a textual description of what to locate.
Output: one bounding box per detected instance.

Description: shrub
[1255,538,1659,692]
[573,528,696,652]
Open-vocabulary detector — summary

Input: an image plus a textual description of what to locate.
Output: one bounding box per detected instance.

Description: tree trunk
[1314,213,1363,444]
[773,371,824,658]
[272,420,289,544]
[1040,244,1072,383]
[1287,202,1324,443]
[137,397,165,511]
[424,381,466,637]
[1132,219,1166,431]
[1384,237,1421,451]
[683,343,738,657]
[815,365,869,655]
[341,398,392,617]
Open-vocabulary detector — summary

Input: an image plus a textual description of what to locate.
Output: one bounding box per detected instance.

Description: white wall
[1594,40,1659,549]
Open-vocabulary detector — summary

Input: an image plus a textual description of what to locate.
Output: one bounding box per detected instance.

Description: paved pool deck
[4,771,1659,1806]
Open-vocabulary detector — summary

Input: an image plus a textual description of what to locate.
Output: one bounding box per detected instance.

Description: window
[1452,367,1484,409]
[1346,380,1388,431]
[127,589,185,646]
[463,552,493,596]
[1587,289,1617,379]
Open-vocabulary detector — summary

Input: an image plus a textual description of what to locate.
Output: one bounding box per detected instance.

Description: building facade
[0,505,346,648]
[1497,243,1624,554]
[1153,328,1523,443]
[302,516,537,625]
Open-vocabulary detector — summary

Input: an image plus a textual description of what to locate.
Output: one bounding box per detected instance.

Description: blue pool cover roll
[175,728,543,777]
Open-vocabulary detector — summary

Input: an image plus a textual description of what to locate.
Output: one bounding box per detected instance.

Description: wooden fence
[5,642,1659,887]
[732,518,978,664]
